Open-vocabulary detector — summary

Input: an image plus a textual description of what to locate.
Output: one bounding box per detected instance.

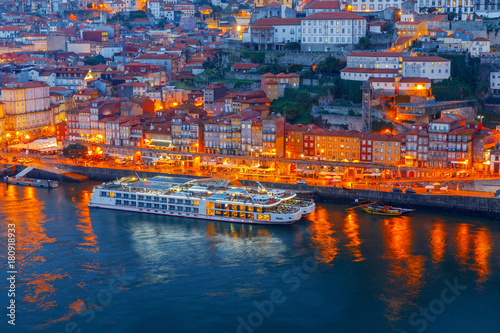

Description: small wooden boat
[348,200,414,216]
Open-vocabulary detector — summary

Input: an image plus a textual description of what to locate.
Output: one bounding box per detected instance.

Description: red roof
[305,0,340,9]
[403,56,451,62]
[232,63,260,70]
[399,77,431,83]
[305,11,366,20]
[426,15,448,22]
[253,18,302,26]
[348,51,405,57]
[472,37,490,42]
[340,68,399,74]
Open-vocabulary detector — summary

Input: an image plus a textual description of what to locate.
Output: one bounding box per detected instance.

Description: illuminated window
[206,202,214,209]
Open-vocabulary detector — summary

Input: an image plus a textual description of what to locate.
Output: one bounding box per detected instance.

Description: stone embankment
[5,164,89,183]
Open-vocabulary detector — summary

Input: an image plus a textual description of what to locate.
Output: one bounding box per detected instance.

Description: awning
[130,133,143,138]
[39,147,62,152]
[150,140,172,147]
[303,170,315,174]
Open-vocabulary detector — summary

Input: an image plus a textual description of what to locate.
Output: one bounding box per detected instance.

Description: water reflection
[75,190,99,253]
[307,206,338,264]
[125,215,288,286]
[473,229,491,285]
[455,223,471,268]
[429,220,447,264]
[381,217,425,325]
[343,211,364,262]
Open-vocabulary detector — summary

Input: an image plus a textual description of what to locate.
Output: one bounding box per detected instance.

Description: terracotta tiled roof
[305,11,366,20]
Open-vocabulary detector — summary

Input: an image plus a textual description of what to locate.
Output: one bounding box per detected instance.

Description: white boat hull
[89,202,301,225]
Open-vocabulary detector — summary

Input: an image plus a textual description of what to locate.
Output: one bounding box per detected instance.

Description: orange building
[261,73,300,101]
[395,21,428,39]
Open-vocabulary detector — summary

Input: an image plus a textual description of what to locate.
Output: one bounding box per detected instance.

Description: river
[0,182,499,333]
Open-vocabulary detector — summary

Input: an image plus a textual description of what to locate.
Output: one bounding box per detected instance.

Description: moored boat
[4,165,59,188]
[350,200,414,216]
[89,176,315,225]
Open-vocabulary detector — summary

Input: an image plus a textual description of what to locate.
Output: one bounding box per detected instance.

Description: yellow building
[1,81,53,139]
[251,120,263,154]
[261,73,300,101]
[305,128,362,161]
[0,102,4,145]
[396,21,428,39]
[371,133,403,165]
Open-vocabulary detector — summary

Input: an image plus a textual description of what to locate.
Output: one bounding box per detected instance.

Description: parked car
[25,158,33,163]
[296,179,307,185]
[405,189,416,194]
[392,187,402,193]
[18,158,25,163]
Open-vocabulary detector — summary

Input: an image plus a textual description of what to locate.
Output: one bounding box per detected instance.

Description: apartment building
[1,81,52,137]
[261,73,300,101]
[303,128,362,161]
[342,52,451,81]
[301,11,367,52]
[348,0,404,11]
[417,0,474,21]
[249,18,302,51]
[396,21,428,38]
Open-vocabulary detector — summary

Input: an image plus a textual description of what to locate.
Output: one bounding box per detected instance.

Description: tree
[84,55,106,65]
[288,64,303,72]
[63,144,88,163]
[357,36,371,50]
[447,11,457,21]
[315,56,344,75]
[284,42,301,51]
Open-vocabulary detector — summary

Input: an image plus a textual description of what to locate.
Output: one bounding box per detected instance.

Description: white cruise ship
[89,176,315,225]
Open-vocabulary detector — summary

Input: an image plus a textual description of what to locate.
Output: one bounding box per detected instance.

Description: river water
[1,183,499,333]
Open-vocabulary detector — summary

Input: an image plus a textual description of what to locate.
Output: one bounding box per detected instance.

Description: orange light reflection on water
[429,220,446,263]
[343,211,364,262]
[455,223,471,267]
[381,216,425,325]
[473,229,491,285]
[308,206,338,264]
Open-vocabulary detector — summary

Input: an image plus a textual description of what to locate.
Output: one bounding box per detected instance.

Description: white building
[490,71,500,96]
[300,11,367,52]
[0,26,24,39]
[417,1,474,20]
[469,37,490,57]
[402,56,451,81]
[249,18,302,50]
[349,0,404,11]
[341,52,451,81]
[28,69,57,87]
[100,44,123,58]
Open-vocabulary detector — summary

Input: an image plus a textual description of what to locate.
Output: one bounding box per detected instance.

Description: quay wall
[461,179,500,193]
[8,165,89,183]
[56,164,202,182]
[239,180,500,220]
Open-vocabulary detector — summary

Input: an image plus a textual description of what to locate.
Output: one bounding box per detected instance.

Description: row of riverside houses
[286,115,500,172]
[58,90,499,172]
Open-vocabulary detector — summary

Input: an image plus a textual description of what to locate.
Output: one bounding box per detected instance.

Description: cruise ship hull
[89,202,302,224]
[88,176,314,226]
